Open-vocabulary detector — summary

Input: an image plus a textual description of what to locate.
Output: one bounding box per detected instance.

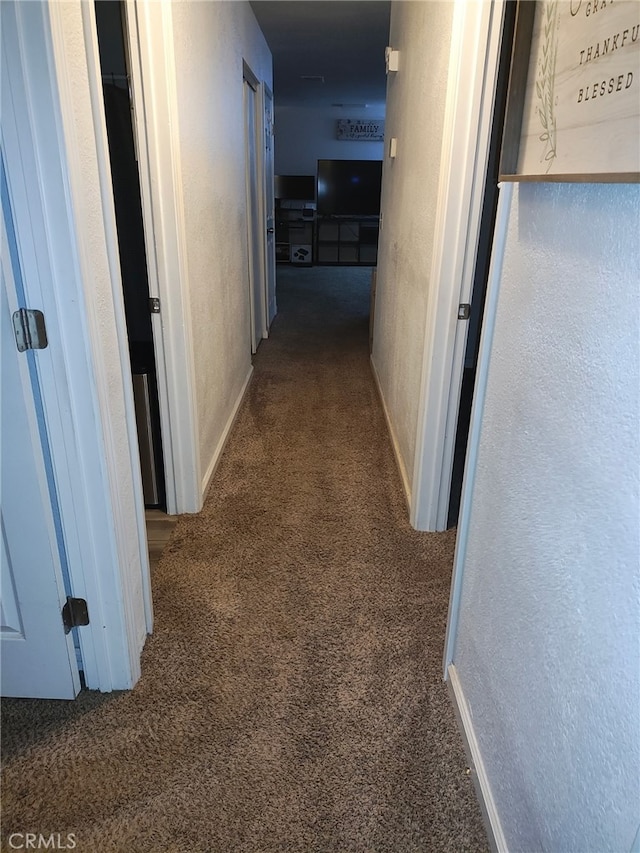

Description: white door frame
[4,0,148,691]
[263,84,277,327]
[410,0,507,532]
[123,0,201,514]
[243,61,269,350]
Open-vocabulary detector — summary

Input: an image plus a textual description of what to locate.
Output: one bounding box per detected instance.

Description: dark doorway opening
[95,0,166,509]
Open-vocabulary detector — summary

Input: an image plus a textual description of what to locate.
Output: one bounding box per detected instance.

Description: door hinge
[149,297,160,314]
[62,597,90,634]
[12,308,48,352]
[458,303,471,320]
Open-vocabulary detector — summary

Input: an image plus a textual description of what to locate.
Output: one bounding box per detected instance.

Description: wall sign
[501,0,640,181]
[336,119,385,141]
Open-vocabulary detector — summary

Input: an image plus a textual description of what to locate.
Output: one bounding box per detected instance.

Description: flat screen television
[275,174,316,200]
[316,159,382,217]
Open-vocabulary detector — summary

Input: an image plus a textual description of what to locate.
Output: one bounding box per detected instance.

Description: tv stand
[315,216,379,266]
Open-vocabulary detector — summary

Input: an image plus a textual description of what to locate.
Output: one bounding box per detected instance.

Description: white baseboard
[447,664,508,853]
[370,355,412,510]
[200,367,253,500]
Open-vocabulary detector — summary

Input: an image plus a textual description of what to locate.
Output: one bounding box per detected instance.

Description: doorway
[263,85,277,326]
[446,0,517,527]
[95,0,166,509]
[243,62,267,355]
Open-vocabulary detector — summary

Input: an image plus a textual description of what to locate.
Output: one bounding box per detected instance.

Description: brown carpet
[1,266,488,853]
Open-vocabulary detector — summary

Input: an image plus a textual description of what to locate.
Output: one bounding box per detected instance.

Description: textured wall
[371,1,453,491]
[170,2,272,483]
[274,105,384,176]
[454,183,640,851]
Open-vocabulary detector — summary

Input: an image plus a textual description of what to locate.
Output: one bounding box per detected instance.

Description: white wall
[452,182,640,851]
[371,1,453,495]
[170,1,272,486]
[274,105,384,176]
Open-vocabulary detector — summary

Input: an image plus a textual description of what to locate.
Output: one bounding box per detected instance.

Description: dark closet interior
[95,0,166,509]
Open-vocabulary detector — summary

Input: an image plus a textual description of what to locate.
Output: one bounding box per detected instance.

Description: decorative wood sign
[501,0,640,182]
[336,119,385,141]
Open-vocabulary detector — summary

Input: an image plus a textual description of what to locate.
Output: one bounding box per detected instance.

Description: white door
[243,70,265,353]
[263,86,277,325]
[0,164,81,700]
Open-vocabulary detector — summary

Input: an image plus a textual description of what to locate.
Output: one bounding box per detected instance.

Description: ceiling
[249,1,391,109]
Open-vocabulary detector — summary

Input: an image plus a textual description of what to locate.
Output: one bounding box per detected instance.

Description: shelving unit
[275,202,315,265]
[315,217,379,266]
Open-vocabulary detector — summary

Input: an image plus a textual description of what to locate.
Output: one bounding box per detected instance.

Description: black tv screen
[317,159,382,216]
[275,174,316,200]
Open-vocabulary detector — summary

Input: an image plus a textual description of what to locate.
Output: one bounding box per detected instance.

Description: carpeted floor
[1,266,489,853]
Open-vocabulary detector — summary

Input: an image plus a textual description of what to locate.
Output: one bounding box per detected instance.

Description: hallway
[1,266,488,852]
